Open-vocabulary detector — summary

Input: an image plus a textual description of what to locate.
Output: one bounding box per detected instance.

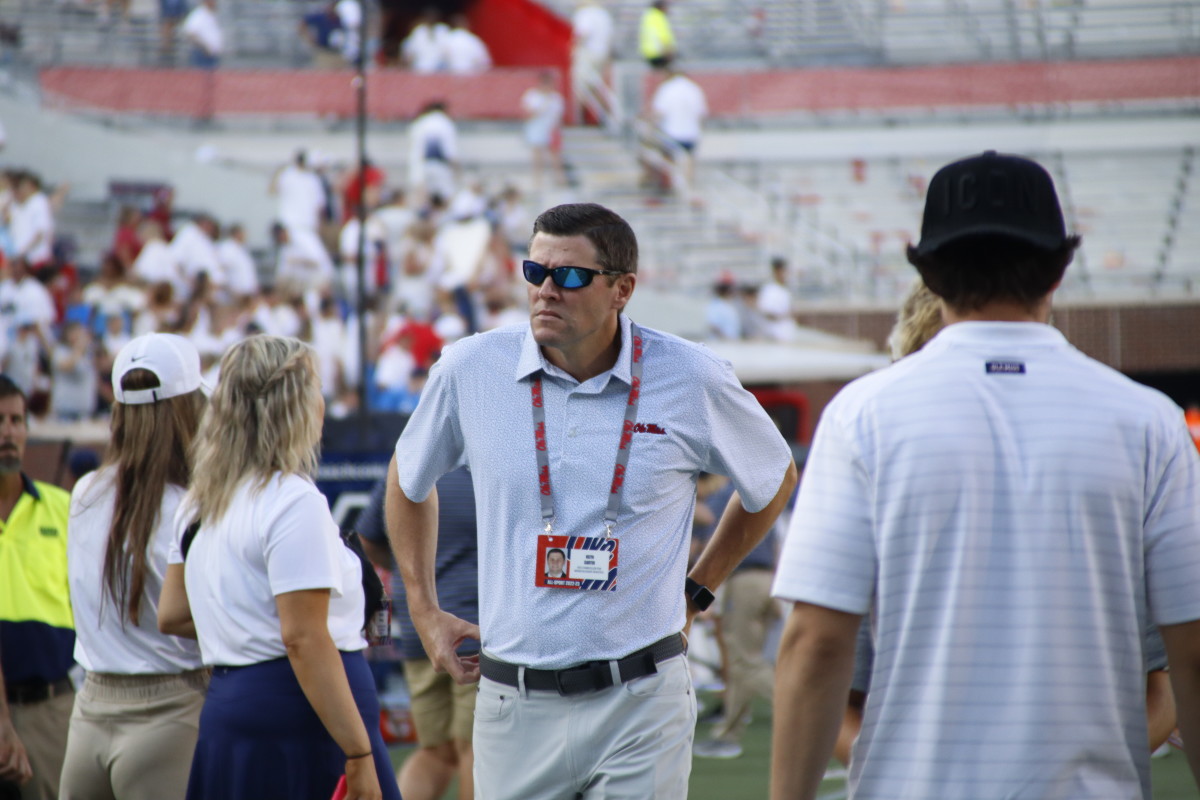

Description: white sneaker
[693,739,743,759]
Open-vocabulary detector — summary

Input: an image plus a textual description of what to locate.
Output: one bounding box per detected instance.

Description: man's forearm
[771,602,859,800]
[1162,619,1200,787]
[384,455,441,615]
[689,460,797,590]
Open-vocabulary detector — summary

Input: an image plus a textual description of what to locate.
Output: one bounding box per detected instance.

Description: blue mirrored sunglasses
[522,260,624,289]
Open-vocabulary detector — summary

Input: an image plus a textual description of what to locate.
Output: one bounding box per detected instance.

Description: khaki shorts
[403,658,476,747]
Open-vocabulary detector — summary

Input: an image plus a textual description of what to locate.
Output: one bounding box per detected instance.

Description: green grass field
[389,693,1199,799]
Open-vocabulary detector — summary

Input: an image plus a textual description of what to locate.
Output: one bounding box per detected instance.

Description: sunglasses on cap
[522,260,624,289]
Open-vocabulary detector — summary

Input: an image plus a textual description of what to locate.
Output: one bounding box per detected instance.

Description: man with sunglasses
[386,202,796,800]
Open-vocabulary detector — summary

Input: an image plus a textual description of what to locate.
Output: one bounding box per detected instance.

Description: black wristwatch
[685,577,715,611]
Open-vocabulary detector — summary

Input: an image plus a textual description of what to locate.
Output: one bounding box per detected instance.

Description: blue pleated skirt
[186,650,401,800]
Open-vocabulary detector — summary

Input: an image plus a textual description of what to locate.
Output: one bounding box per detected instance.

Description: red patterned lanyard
[530,324,644,537]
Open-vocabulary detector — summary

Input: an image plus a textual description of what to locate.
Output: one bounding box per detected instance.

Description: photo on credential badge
[535,534,619,590]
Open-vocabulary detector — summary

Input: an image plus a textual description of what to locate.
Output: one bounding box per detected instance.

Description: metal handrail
[632,116,693,205]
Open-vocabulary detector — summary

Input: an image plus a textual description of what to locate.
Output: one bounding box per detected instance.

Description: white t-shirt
[652,75,708,144]
[82,282,146,319]
[169,222,223,287]
[182,4,223,55]
[132,240,184,295]
[217,238,259,297]
[337,216,386,263]
[444,29,491,75]
[755,280,797,342]
[773,322,1200,800]
[69,469,205,674]
[276,226,334,291]
[334,0,362,61]
[312,315,349,398]
[3,276,56,334]
[275,166,326,234]
[407,110,458,189]
[374,204,416,278]
[521,87,564,146]
[402,23,449,73]
[170,473,366,667]
[572,4,613,61]
[9,191,53,264]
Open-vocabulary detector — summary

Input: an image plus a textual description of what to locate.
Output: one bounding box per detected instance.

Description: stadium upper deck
[1,0,1196,70]
[1,0,1197,309]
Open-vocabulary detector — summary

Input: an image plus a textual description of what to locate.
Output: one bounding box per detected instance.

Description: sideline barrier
[39,67,560,121]
[644,56,1200,117]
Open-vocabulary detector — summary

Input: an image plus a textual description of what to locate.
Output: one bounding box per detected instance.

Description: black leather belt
[480,633,686,696]
[6,677,73,705]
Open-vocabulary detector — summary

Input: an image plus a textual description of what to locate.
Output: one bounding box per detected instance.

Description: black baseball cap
[915,151,1068,256]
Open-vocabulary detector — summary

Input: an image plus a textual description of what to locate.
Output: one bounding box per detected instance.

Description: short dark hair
[531,203,638,276]
[547,548,565,559]
[0,375,28,417]
[906,234,1081,313]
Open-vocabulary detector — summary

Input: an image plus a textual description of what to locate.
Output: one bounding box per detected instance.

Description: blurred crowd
[0,153,537,425]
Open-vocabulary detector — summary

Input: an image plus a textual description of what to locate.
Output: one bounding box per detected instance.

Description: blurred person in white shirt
[181,0,222,69]
[133,220,187,298]
[83,253,146,328]
[430,191,491,334]
[393,219,438,322]
[133,282,179,336]
[9,171,55,270]
[273,223,334,295]
[651,66,707,192]
[571,0,613,121]
[408,101,458,204]
[401,9,449,73]
[573,0,613,71]
[311,295,350,402]
[0,257,56,347]
[339,213,388,299]
[756,257,798,342]
[444,15,490,76]
[270,151,327,235]
[521,72,567,191]
[170,215,224,294]
[217,223,260,300]
[374,190,416,286]
[334,0,362,63]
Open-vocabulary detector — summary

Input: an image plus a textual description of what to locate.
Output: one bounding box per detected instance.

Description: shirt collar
[19,472,39,501]
[515,313,635,386]
[927,320,1069,349]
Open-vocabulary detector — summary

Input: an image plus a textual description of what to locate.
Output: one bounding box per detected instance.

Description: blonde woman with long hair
[61,333,210,800]
[158,335,396,800]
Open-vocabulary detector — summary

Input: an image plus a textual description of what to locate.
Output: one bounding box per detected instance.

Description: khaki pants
[473,653,695,800]
[404,658,476,746]
[59,670,208,800]
[2,690,73,800]
[712,569,778,744]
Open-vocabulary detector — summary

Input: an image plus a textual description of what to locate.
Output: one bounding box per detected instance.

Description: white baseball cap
[112,333,211,405]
